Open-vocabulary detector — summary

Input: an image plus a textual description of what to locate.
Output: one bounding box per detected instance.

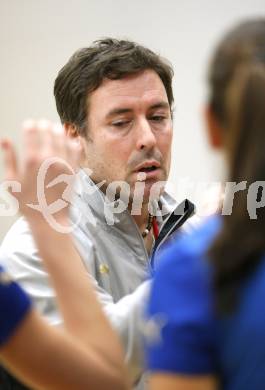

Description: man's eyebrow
[149,102,170,110]
[106,102,170,119]
[106,108,133,118]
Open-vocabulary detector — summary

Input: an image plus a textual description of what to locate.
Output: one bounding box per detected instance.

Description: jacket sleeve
[0,217,150,385]
[103,281,150,384]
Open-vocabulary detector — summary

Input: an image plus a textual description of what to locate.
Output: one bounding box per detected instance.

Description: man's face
[81,69,173,204]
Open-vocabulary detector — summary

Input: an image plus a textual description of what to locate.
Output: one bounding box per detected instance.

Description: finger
[0,138,18,181]
[52,122,66,159]
[22,119,39,156]
[37,119,54,156]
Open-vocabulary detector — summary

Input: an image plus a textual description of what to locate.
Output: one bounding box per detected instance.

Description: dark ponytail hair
[207,19,265,314]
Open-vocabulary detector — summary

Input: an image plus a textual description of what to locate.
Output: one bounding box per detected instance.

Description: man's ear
[204,105,223,149]
[63,123,86,164]
[64,123,79,139]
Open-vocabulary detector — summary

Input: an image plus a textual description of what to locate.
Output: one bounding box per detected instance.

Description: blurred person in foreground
[0,122,128,390]
[145,18,265,390]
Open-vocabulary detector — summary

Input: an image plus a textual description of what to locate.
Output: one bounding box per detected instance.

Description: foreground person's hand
[1,119,81,225]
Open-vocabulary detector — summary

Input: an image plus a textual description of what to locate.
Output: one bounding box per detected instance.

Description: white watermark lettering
[0,181,21,216]
[2,157,265,233]
[247,181,265,219]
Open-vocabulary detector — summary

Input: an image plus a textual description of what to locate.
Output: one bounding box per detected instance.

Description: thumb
[0,139,18,182]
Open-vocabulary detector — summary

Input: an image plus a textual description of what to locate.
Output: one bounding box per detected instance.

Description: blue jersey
[0,263,31,346]
[145,215,265,390]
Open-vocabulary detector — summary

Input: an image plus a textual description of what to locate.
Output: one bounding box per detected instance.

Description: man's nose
[135,119,157,151]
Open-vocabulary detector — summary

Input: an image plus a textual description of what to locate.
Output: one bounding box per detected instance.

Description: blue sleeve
[145,241,217,375]
[0,265,32,346]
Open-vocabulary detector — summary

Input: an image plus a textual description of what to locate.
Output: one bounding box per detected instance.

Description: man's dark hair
[54,38,174,136]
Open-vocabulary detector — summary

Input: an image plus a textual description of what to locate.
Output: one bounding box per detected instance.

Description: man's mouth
[138,166,158,173]
[134,161,161,174]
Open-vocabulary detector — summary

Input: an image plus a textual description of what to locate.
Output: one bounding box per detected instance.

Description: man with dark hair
[0,38,195,389]
[54,39,174,137]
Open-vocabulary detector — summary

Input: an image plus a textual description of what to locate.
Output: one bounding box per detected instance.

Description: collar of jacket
[74,169,194,240]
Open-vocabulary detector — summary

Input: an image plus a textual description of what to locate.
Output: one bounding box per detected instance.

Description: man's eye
[112,121,130,127]
[150,115,166,122]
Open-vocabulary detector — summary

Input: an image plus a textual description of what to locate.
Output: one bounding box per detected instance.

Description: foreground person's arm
[0,121,128,390]
[1,308,127,390]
